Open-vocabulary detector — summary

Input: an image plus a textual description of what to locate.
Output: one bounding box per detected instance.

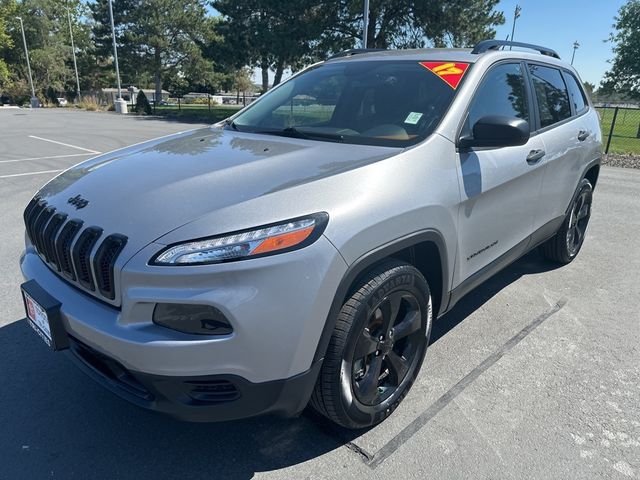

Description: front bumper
[67,336,322,421]
[20,235,347,420]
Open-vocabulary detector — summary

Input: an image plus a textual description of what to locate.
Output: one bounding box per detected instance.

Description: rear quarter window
[528,64,571,128]
[563,73,588,114]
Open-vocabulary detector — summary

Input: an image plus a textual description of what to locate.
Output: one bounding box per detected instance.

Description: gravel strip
[602,153,640,169]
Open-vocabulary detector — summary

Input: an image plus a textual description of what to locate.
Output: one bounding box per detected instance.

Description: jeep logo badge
[68,194,89,209]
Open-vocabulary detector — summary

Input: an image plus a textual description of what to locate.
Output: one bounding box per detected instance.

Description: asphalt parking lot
[0,109,638,479]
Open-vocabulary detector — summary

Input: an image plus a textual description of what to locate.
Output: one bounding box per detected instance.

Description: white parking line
[28,135,100,154]
[0,153,96,164]
[0,169,63,179]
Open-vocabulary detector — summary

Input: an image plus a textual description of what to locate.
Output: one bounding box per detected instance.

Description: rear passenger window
[467,63,529,127]
[564,73,587,113]
[528,65,571,128]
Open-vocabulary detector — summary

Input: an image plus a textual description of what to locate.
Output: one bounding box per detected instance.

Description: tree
[232,67,253,105]
[89,0,139,87]
[600,0,640,99]
[213,0,504,93]
[135,89,152,114]
[0,0,17,91]
[321,0,504,50]
[2,0,92,101]
[213,0,337,92]
[91,0,215,101]
[583,81,595,98]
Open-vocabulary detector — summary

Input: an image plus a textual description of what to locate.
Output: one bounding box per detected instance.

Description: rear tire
[539,178,593,264]
[310,260,432,429]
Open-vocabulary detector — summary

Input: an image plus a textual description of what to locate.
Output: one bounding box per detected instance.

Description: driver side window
[466,63,530,133]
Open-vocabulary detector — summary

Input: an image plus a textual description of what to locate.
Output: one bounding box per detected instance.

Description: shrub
[135,90,152,115]
[45,87,59,106]
[78,96,103,111]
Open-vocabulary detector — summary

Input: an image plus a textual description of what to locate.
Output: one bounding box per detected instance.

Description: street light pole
[362,0,369,48]
[15,16,38,108]
[67,8,81,101]
[571,41,580,65]
[510,5,521,48]
[107,0,127,114]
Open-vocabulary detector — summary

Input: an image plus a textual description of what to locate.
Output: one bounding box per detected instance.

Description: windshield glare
[230,60,461,147]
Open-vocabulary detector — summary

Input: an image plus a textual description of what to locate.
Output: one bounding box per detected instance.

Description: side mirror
[458,115,530,149]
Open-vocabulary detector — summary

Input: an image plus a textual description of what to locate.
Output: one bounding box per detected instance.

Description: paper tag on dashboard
[404,112,423,124]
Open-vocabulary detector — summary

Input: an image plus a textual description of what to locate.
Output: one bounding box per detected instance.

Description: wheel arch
[566,158,601,215]
[313,229,449,364]
[584,163,600,189]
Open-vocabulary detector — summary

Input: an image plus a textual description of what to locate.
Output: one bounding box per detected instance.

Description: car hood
[36,127,399,255]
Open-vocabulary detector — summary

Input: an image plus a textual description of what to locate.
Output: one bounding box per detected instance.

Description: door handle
[578,130,590,141]
[526,149,545,164]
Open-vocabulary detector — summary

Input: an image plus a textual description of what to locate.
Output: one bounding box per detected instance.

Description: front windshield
[229,60,463,147]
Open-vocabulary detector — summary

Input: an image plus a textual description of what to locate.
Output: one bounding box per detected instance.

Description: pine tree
[135,90,152,115]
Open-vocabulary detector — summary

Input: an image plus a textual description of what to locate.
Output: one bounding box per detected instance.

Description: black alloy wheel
[310,260,432,429]
[539,178,593,264]
[351,291,424,406]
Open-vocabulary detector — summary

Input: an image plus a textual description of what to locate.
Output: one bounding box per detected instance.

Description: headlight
[151,213,328,265]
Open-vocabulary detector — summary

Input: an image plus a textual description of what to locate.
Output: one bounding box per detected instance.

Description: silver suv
[20,40,601,429]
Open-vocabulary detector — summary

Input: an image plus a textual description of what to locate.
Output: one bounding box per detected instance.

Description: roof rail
[328,48,386,60]
[471,40,560,59]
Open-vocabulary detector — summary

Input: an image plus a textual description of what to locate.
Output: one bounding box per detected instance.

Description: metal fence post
[636,122,640,139]
[605,106,619,154]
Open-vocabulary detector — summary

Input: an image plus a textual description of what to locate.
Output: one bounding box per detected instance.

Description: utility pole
[362,0,369,48]
[108,0,127,114]
[15,17,39,108]
[67,8,81,102]
[571,41,580,65]
[510,5,521,48]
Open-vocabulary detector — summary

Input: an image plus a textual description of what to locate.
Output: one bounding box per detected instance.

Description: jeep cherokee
[20,40,601,429]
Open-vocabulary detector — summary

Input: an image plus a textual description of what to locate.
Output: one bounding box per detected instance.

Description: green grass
[152,104,243,122]
[152,103,334,126]
[596,107,640,155]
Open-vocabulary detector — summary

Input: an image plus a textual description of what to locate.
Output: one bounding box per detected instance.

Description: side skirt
[443,215,564,313]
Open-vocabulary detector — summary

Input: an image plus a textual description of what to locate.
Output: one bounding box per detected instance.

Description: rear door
[529,64,594,224]
[454,62,546,285]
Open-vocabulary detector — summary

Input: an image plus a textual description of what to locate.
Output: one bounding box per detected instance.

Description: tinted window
[467,63,529,128]
[564,73,587,113]
[529,65,571,128]
[231,61,460,147]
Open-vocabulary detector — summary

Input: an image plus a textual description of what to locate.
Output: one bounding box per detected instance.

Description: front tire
[539,178,593,264]
[310,260,432,429]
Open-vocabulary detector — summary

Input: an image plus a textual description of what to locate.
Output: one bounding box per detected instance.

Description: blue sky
[494,0,626,85]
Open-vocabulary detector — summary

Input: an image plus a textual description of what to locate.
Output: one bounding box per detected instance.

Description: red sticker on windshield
[419,62,470,89]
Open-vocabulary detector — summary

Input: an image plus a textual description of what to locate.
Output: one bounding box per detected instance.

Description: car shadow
[0,250,561,479]
[431,249,562,344]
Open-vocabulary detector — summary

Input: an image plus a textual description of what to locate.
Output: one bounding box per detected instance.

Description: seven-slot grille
[23,197,128,301]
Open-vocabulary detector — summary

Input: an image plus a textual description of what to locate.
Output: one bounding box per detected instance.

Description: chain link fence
[596,105,640,155]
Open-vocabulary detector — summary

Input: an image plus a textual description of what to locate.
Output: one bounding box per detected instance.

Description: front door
[454,62,546,286]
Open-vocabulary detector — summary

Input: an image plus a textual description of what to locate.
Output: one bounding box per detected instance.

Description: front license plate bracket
[21,279,69,351]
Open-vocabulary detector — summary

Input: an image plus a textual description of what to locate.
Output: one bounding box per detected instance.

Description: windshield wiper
[265,127,345,143]
[224,118,239,130]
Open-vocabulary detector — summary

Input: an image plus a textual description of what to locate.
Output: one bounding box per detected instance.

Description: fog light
[153,303,233,335]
